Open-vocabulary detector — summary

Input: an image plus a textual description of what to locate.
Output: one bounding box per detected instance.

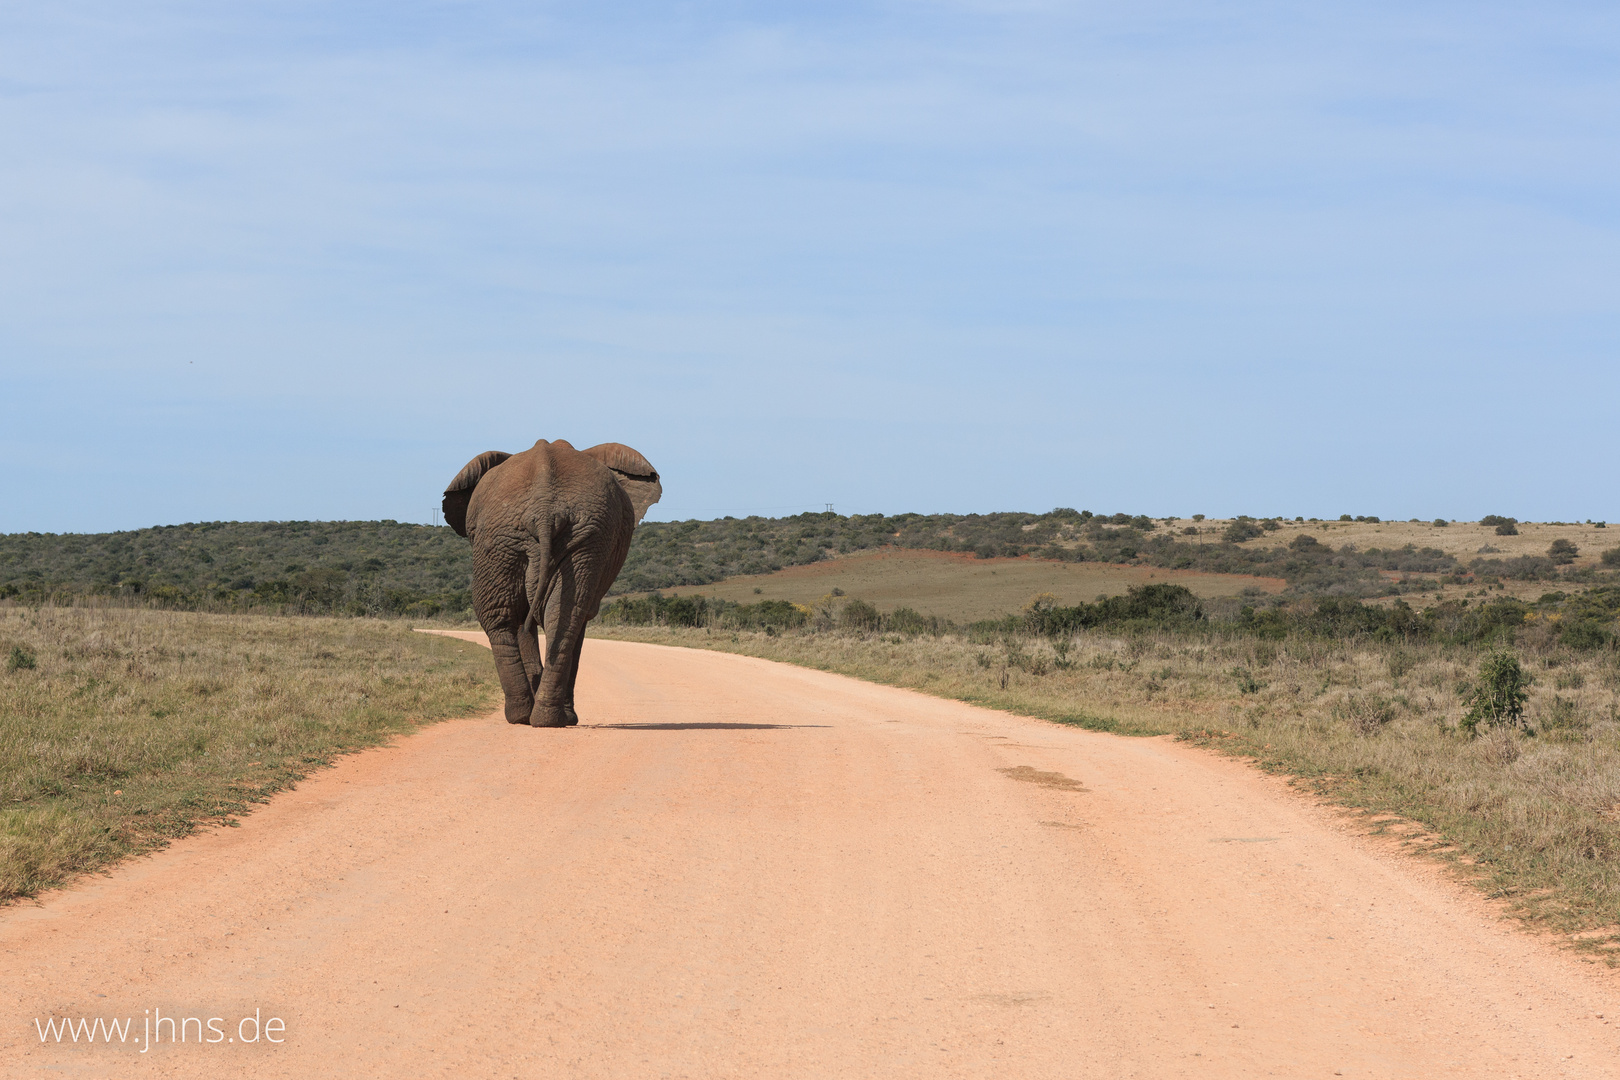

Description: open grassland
[0,604,497,903]
[1176,517,1613,566]
[1165,517,1616,606]
[636,549,1285,622]
[593,620,1620,959]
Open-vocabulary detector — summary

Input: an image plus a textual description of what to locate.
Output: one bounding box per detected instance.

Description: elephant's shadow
[589,722,831,731]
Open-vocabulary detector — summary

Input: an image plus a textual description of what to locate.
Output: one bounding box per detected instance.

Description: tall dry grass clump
[0,603,495,902]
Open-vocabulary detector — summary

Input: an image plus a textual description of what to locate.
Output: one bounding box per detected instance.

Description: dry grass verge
[593,623,1620,961]
[0,604,497,903]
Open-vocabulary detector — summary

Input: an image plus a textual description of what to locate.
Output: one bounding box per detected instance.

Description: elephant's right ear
[582,443,662,524]
[442,450,512,537]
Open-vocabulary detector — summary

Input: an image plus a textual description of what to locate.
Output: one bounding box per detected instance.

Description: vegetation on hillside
[0,521,472,617]
[605,581,1620,654]
[0,606,496,903]
[620,511,1614,599]
[4,511,1616,619]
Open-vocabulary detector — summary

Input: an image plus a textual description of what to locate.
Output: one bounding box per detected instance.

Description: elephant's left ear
[582,443,662,524]
[442,450,512,537]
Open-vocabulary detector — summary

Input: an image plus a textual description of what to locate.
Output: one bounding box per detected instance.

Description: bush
[839,599,881,632]
[730,599,807,630]
[1340,693,1395,736]
[660,596,704,627]
[1548,539,1578,565]
[1481,515,1517,528]
[599,592,718,627]
[1021,583,1204,638]
[1433,518,1449,527]
[1224,519,1264,543]
[6,645,36,672]
[1460,650,1531,735]
[1601,547,1620,567]
[886,607,942,635]
[1559,621,1614,651]
[1495,522,1519,536]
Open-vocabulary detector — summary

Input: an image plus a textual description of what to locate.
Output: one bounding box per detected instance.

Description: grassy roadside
[0,605,497,904]
[592,622,1620,961]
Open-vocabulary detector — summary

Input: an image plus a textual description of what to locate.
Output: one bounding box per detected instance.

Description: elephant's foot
[530,702,579,728]
[503,694,535,725]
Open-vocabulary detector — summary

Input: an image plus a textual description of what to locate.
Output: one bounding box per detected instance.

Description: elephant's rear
[442,437,658,727]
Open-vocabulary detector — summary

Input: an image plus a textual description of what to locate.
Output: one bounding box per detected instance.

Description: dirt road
[4,633,1617,1078]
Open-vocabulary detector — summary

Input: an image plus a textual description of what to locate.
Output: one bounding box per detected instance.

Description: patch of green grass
[0,604,497,903]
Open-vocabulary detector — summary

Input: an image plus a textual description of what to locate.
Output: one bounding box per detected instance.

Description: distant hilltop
[5,512,1609,618]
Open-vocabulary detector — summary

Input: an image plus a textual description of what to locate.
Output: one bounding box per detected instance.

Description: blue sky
[2,1,1616,532]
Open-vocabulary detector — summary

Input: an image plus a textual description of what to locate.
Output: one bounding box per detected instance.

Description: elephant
[442,439,661,727]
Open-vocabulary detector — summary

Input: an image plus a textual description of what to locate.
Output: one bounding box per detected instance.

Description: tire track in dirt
[3,631,1616,1077]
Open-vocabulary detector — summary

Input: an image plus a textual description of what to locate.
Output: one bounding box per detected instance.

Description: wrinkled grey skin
[442,439,661,727]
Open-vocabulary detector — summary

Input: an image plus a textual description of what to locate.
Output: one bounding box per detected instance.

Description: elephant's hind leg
[485,626,537,724]
[475,559,538,725]
[530,564,586,728]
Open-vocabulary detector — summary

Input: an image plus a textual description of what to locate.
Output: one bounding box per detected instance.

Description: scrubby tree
[1548,539,1578,565]
[839,599,881,632]
[1223,518,1264,543]
[1460,650,1531,735]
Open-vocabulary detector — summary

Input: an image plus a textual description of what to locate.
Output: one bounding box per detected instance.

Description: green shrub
[1548,539,1578,565]
[1481,515,1517,528]
[1559,621,1614,651]
[1231,667,1267,694]
[1460,650,1531,735]
[839,599,881,632]
[1495,522,1519,536]
[731,599,807,630]
[1433,518,1449,527]
[6,645,36,672]
[1224,519,1264,543]
[1601,547,1620,567]
[886,607,942,635]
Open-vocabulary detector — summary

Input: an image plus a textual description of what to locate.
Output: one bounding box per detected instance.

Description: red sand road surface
[3,631,1618,1078]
